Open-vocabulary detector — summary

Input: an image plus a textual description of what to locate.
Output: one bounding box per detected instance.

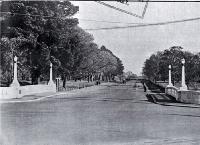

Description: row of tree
[0,1,124,87]
[142,46,200,84]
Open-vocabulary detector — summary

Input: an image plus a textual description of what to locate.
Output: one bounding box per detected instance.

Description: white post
[180,59,187,90]
[10,56,20,87]
[167,65,173,87]
[48,63,54,85]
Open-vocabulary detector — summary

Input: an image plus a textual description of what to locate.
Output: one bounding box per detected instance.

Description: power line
[79,18,145,25]
[0,11,143,25]
[1,11,200,32]
[84,16,200,31]
[0,11,146,27]
[0,11,147,25]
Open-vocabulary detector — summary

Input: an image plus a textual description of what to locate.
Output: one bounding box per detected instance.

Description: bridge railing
[165,86,179,99]
[0,84,56,99]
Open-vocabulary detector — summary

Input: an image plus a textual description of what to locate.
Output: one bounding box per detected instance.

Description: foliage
[143,46,200,83]
[0,1,124,84]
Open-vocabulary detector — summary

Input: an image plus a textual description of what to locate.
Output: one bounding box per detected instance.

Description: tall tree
[143,46,200,84]
[0,1,78,84]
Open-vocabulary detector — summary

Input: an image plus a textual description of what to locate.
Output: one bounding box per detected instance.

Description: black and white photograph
[1,0,200,145]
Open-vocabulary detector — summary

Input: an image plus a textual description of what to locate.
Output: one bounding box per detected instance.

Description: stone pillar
[180,59,187,90]
[10,56,20,87]
[48,63,54,85]
[167,65,173,87]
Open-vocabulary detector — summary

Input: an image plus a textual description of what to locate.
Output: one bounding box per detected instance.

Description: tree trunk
[63,75,66,88]
[31,69,40,85]
[87,74,90,82]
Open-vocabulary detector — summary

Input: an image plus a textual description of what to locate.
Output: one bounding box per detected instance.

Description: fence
[57,81,96,92]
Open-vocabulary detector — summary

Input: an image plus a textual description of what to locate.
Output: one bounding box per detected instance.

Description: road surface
[1,81,200,145]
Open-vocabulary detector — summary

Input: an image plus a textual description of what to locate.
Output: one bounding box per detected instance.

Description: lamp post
[10,56,20,87]
[180,58,187,90]
[167,65,173,87]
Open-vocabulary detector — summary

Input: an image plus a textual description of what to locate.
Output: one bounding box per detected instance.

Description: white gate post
[10,56,20,87]
[48,63,54,85]
[180,59,187,90]
[167,65,173,87]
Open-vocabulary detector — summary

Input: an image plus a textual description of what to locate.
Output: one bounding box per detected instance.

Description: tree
[143,46,200,85]
[1,1,125,86]
[143,54,160,82]
[54,26,94,87]
[79,45,124,82]
[1,1,79,84]
[184,51,200,84]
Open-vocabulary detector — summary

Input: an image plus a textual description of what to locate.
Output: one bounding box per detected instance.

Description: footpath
[0,82,113,104]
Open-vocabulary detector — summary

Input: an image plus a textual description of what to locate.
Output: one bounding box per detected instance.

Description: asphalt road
[1,81,200,145]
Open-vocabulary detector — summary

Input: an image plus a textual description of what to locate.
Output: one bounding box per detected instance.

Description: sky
[71,1,200,75]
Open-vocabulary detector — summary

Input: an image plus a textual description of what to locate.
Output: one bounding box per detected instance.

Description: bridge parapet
[165,86,179,100]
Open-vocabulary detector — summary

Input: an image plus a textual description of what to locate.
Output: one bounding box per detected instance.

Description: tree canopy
[0,1,124,85]
[142,46,200,84]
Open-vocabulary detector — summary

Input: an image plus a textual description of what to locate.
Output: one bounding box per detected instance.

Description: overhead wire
[1,11,200,31]
[79,18,145,25]
[84,16,200,31]
[0,11,146,26]
[0,11,145,25]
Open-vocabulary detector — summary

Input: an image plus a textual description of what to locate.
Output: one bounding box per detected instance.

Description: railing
[0,87,18,99]
[58,81,96,92]
[165,86,179,99]
[0,84,56,99]
[19,85,56,97]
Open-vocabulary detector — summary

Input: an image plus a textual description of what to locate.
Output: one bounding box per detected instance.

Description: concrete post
[56,77,61,91]
[10,56,20,87]
[167,65,173,87]
[180,59,187,90]
[48,63,54,85]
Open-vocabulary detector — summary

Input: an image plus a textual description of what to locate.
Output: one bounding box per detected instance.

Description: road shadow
[159,102,200,108]
[166,113,200,118]
[146,93,177,103]
[146,93,200,108]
